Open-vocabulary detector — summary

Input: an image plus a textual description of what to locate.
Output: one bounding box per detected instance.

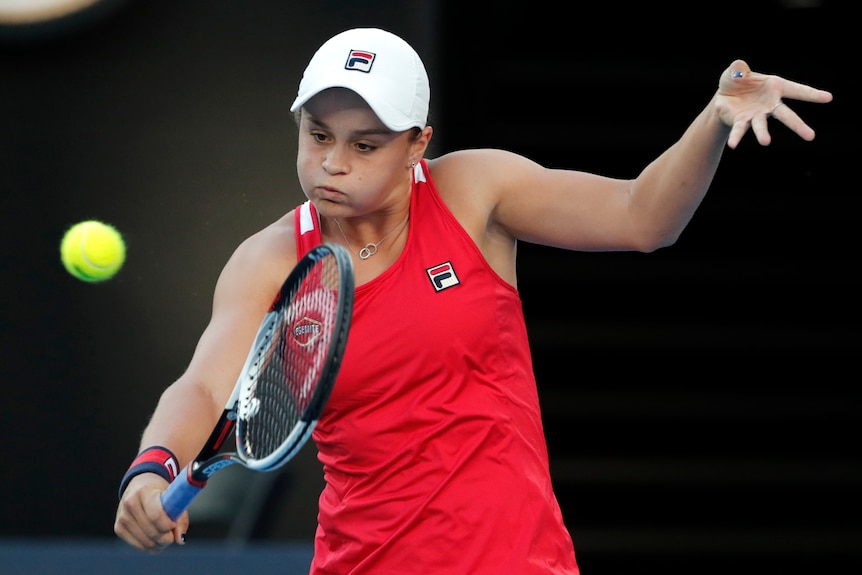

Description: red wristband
[118,446,179,499]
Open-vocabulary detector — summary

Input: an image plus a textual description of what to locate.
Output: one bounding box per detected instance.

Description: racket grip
[160,464,206,521]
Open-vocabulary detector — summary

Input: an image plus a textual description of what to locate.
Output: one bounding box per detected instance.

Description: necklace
[332,215,409,260]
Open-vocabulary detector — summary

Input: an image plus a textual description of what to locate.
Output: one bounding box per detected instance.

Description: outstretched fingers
[770,101,816,142]
[721,63,832,149]
[726,119,751,150]
[773,78,832,142]
[780,77,833,106]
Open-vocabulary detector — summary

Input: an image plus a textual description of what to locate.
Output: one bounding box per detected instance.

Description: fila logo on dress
[426,261,460,292]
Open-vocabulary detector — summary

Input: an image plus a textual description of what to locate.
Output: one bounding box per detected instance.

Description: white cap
[290,28,430,132]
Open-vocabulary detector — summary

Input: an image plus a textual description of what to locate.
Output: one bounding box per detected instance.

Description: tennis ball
[60,220,126,282]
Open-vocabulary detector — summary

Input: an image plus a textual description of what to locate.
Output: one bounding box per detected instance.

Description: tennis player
[114,27,832,574]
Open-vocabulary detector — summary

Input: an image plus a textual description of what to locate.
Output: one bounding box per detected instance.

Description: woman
[114,27,832,574]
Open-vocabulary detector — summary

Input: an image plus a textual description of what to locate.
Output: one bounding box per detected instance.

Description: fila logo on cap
[345,50,375,73]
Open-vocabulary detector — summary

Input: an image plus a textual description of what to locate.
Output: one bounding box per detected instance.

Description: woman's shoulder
[427,148,541,190]
[427,148,540,211]
[224,211,298,278]
[427,148,524,171]
[243,210,296,251]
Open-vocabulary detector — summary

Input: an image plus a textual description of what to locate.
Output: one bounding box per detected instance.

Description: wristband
[118,446,179,499]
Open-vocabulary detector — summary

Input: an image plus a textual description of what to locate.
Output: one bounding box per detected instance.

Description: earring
[410,161,416,168]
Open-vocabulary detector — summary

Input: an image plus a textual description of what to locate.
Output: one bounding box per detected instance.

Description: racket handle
[160,464,206,521]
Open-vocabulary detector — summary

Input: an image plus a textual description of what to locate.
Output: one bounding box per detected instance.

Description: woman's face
[296,88,418,219]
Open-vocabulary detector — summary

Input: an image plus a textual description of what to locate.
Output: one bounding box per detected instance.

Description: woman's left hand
[715,59,833,149]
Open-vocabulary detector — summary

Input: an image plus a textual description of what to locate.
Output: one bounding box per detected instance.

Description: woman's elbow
[632,227,683,253]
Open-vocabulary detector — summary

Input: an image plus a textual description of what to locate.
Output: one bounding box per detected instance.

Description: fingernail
[731,71,743,79]
[180,533,186,544]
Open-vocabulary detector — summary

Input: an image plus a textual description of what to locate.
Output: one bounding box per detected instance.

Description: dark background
[1,1,857,573]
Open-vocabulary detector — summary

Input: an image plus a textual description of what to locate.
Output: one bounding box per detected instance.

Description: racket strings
[240,254,341,461]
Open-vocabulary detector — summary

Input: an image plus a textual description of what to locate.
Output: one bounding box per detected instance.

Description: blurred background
[1,0,857,573]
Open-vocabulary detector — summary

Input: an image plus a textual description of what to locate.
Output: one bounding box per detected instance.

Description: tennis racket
[160,242,354,520]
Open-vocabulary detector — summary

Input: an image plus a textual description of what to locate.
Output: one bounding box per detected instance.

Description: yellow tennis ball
[60,220,126,282]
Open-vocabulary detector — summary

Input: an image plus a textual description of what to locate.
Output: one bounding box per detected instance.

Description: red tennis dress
[294,159,579,574]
